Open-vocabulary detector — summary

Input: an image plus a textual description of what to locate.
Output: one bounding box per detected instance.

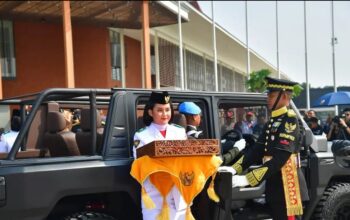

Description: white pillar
[245,1,251,79]
[211,1,218,91]
[178,1,184,90]
[120,31,126,88]
[331,1,338,115]
[304,1,310,110]
[275,1,280,79]
[203,54,207,91]
[154,31,160,89]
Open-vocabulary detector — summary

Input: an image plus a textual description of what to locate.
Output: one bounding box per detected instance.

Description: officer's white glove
[217,166,237,176]
[234,139,246,151]
[232,175,249,188]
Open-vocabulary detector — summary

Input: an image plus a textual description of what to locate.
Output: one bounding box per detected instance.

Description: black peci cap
[265,76,298,93]
[149,91,171,104]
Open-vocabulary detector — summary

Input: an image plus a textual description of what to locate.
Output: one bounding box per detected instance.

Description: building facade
[0,1,285,98]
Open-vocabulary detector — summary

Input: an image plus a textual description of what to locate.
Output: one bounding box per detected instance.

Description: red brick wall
[124,36,142,88]
[2,21,142,98]
[3,21,66,98]
[72,25,110,88]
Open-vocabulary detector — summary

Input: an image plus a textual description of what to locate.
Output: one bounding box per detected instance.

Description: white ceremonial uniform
[0,134,7,153]
[1,130,19,153]
[133,122,188,220]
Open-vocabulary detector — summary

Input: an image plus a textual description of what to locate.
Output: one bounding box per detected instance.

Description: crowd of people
[220,108,267,138]
[0,115,21,153]
[302,108,350,141]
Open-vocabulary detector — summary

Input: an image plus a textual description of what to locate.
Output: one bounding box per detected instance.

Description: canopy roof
[0,1,188,29]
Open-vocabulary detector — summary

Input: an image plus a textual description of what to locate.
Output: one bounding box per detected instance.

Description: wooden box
[136,139,220,158]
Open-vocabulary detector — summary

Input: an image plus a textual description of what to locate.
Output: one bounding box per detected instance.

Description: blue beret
[179,102,201,115]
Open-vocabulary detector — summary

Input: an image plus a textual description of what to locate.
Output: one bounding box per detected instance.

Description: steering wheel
[242,133,258,149]
[221,129,243,154]
[221,129,243,143]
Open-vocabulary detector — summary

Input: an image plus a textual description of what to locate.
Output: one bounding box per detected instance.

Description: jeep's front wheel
[63,211,117,220]
[313,183,350,219]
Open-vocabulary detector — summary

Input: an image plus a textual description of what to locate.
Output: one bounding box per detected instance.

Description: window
[234,72,245,92]
[158,38,179,88]
[0,97,110,160]
[205,59,216,91]
[109,30,121,81]
[217,102,268,137]
[0,20,16,78]
[219,65,235,92]
[186,50,205,91]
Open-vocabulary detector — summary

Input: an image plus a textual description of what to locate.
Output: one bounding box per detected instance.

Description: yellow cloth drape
[281,154,303,216]
[130,155,222,220]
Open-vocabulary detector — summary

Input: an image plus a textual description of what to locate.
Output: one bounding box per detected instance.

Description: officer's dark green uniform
[231,77,309,219]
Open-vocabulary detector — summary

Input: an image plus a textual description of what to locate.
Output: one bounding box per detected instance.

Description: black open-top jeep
[0,88,349,220]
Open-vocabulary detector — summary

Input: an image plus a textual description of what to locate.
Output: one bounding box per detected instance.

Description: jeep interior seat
[76,109,104,155]
[43,111,80,157]
[137,116,144,130]
[173,113,186,128]
[26,101,60,156]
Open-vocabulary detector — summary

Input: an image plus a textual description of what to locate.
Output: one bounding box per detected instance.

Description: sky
[198,1,350,88]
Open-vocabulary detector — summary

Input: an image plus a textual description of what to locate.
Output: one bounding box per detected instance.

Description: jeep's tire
[313,183,350,219]
[63,211,116,220]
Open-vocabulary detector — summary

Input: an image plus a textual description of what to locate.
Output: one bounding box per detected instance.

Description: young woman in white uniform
[133,91,188,220]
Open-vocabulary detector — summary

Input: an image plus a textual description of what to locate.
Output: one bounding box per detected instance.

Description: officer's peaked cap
[149,91,171,104]
[265,76,298,92]
[179,102,201,115]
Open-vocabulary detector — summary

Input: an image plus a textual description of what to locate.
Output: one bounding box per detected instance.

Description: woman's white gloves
[231,175,249,188]
[217,166,237,175]
[218,138,248,187]
[234,139,246,151]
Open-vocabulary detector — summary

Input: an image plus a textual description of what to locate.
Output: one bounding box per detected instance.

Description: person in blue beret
[178,102,203,139]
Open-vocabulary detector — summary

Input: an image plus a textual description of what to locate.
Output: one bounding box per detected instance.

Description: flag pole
[211,1,218,91]
[178,1,184,90]
[331,1,338,115]
[304,1,310,110]
[245,1,250,80]
[275,1,280,79]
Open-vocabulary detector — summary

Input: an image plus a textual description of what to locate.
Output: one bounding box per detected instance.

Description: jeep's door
[213,93,268,201]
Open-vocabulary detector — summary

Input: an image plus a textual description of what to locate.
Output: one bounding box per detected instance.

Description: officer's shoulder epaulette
[287,109,296,117]
[136,127,146,133]
[171,123,184,129]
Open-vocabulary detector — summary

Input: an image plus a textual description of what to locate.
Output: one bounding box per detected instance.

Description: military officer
[133,91,188,220]
[178,101,204,139]
[218,76,309,220]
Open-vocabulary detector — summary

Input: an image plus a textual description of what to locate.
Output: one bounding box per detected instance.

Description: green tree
[292,84,303,98]
[245,69,303,97]
[245,69,271,93]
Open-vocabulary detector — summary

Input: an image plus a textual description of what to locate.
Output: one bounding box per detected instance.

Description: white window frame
[0,20,16,78]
